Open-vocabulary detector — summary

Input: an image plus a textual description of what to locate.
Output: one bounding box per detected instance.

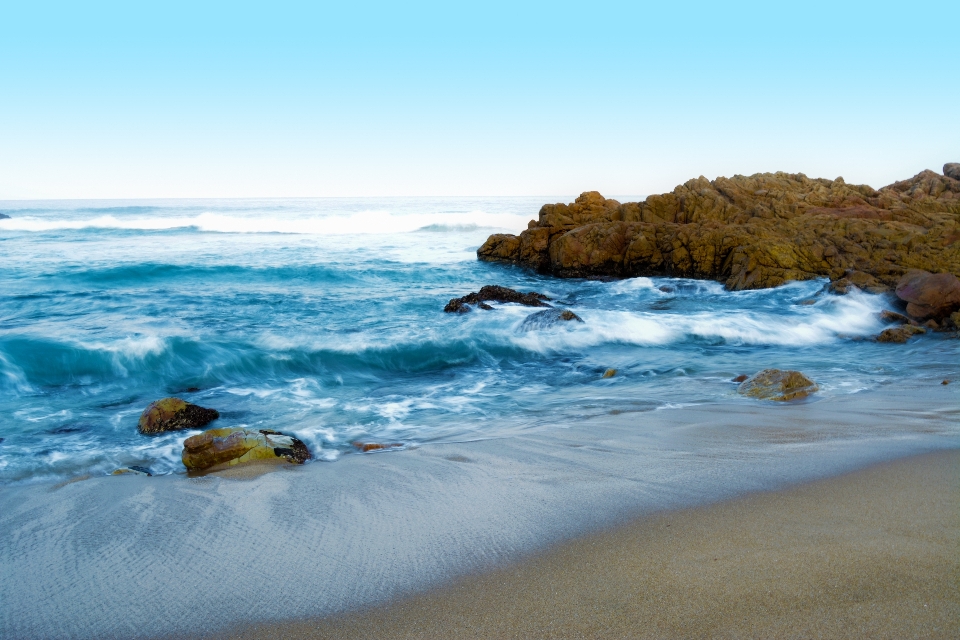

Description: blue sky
[1,1,957,198]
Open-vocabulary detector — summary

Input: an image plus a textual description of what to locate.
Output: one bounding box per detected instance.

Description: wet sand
[213,450,960,640]
[1,382,957,639]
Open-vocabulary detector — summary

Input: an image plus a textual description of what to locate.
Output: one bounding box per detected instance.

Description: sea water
[1,197,957,483]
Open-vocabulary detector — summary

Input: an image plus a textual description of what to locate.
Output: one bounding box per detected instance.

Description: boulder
[182,428,311,472]
[894,270,960,320]
[945,163,960,181]
[879,310,916,325]
[445,285,551,313]
[876,325,926,343]
[519,308,584,330]
[827,270,887,295]
[137,398,219,435]
[111,466,152,476]
[478,169,960,291]
[737,369,818,401]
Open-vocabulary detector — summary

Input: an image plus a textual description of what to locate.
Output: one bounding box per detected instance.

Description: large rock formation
[181,427,311,472]
[137,398,219,435]
[479,165,960,291]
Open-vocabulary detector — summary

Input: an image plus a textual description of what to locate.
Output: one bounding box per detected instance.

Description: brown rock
[602,369,617,378]
[352,441,403,453]
[894,270,960,320]
[137,398,219,435]
[478,169,960,291]
[182,428,310,472]
[878,310,916,325]
[737,369,818,401]
[876,325,926,343]
[732,374,749,383]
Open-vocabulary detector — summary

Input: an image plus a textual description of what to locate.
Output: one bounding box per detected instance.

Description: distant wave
[0,210,530,235]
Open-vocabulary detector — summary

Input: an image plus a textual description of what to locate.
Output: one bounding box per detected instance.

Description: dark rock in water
[876,325,926,343]
[137,398,219,435]
[658,285,676,293]
[943,380,951,385]
[879,310,916,325]
[111,466,152,476]
[732,374,749,382]
[182,427,311,472]
[737,369,818,401]
[828,270,887,295]
[478,170,960,290]
[352,441,403,452]
[519,308,584,331]
[945,163,960,181]
[894,270,960,321]
[0,213,9,220]
[445,285,552,313]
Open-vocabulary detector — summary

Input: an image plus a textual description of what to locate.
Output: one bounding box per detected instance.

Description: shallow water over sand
[1,197,958,482]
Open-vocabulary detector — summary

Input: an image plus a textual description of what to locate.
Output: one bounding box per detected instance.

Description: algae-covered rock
[737,369,818,401]
[602,368,617,378]
[876,325,926,343]
[181,427,311,472]
[519,308,584,330]
[445,285,551,313]
[478,167,960,291]
[894,270,960,321]
[137,398,219,435]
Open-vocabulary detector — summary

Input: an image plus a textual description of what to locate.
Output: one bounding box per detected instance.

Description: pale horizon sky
[2,1,958,200]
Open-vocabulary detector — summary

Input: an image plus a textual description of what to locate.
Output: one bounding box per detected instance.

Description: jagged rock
[894,270,960,320]
[519,308,584,331]
[478,168,960,291]
[182,427,311,472]
[876,325,926,343]
[879,310,916,325]
[111,466,152,476]
[445,285,551,312]
[137,398,219,435]
[945,163,960,181]
[737,369,818,401]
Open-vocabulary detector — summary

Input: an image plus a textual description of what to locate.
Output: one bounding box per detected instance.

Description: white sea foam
[0,210,530,235]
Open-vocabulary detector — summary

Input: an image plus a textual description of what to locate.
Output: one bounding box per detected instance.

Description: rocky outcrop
[737,369,818,401]
[444,285,552,313]
[181,427,311,472]
[479,166,960,291]
[894,270,960,321]
[137,398,219,435]
[519,308,583,330]
[876,325,926,343]
[945,164,960,181]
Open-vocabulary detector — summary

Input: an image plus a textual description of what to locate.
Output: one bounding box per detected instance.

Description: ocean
[1,197,957,484]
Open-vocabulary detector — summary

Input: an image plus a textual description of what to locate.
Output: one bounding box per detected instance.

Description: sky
[1,1,958,199]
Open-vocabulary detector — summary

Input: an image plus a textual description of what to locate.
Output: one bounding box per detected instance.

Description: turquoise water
[1,198,957,483]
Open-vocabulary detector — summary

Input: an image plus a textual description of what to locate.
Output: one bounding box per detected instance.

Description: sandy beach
[1,382,957,639]
[213,449,960,640]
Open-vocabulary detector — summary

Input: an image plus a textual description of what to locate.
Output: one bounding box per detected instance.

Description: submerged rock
[737,369,818,401]
[602,368,617,378]
[0,213,9,220]
[894,270,960,321]
[444,285,551,313]
[876,325,926,343]
[111,466,152,476]
[182,427,311,472]
[519,308,584,330]
[352,441,403,452]
[732,374,749,382]
[478,167,960,290]
[137,398,219,435]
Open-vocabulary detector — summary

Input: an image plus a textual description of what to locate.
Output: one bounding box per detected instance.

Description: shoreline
[209,449,960,640]
[1,382,957,639]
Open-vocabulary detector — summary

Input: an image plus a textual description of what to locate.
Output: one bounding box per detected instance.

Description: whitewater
[1,197,958,483]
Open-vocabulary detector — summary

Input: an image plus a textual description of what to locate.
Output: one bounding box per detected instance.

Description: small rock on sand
[737,369,818,401]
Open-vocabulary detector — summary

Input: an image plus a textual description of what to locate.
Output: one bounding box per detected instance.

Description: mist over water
[1,198,957,483]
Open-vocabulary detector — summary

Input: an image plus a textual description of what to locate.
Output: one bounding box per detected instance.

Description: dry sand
[213,450,960,640]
